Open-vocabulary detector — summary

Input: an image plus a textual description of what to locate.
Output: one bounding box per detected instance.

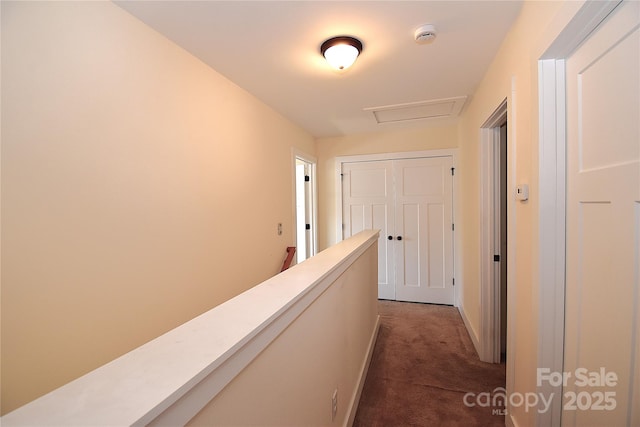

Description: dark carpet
[353,300,506,427]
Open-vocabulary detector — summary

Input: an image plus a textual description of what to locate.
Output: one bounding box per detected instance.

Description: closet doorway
[339,151,456,305]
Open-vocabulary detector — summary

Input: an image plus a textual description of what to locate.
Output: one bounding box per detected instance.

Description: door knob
[388,235,393,240]
[397,236,403,241]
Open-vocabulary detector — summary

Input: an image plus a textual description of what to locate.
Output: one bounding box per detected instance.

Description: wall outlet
[331,388,338,421]
[277,223,283,235]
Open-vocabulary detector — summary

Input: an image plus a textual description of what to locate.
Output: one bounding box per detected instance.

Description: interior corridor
[354,301,506,426]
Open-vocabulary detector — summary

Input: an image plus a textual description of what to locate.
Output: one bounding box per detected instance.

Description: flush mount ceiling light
[320,36,363,71]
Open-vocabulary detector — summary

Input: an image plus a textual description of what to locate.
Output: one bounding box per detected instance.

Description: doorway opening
[480,99,508,363]
[498,122,507,362]
[294,154,317,264]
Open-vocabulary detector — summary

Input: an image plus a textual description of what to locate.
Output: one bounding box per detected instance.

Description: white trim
[506,75,518,417]
[345,315,380,427]
[458,305,481,357]
[335,159,344,244]
[293,148,318,260]
[479,99,507,363]
[541,0,621,60]
[292,148,317,164]
[537,58,567,427]
[336,148,457,165]
[535,2,620,426]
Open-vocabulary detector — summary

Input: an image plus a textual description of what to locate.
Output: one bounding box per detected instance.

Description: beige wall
[456,1,583,425]
[0,1,314,414]
[316,125,458,250]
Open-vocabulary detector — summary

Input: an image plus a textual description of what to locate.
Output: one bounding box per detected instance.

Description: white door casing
[537,2,628,425]
[341,153,455,305]
[564,2,639,426]
[293,150,317,264]
[480,99,509,364]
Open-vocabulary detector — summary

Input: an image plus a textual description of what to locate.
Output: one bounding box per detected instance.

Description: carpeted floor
[353,300,506,427]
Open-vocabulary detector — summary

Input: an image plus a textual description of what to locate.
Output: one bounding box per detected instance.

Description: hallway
[354,301,506,426]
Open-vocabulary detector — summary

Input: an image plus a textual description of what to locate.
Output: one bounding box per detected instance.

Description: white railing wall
[2,230,380,427]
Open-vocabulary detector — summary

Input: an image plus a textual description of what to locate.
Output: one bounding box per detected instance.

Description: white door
[342,160,395,300]
[342,156,454,304]
[394,157,454,304]
[564,2,639,426]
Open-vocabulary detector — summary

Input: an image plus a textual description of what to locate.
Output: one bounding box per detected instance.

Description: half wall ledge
[2,230,380,426]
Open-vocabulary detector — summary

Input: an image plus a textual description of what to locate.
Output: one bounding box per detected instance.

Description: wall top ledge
[2,230,379,426]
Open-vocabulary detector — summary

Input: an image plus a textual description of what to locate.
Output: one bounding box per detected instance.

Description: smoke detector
[414,24,437,44]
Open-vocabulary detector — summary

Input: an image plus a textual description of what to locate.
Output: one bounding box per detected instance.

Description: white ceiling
[116,1,523,138]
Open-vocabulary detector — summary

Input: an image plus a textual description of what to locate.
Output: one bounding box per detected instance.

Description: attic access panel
[365,96,467,124]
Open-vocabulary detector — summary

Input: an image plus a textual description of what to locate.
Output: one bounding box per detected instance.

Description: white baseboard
[457,305,482,359]
[345,314,381,427]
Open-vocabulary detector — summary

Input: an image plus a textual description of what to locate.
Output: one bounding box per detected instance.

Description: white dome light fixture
[414,24,437,44]
[320,36,363,71]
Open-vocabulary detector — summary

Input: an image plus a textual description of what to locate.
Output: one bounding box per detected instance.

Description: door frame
[336,148,458,305]
[536,1,621,426]
[479,99,508,364]
[292,149,318,263]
